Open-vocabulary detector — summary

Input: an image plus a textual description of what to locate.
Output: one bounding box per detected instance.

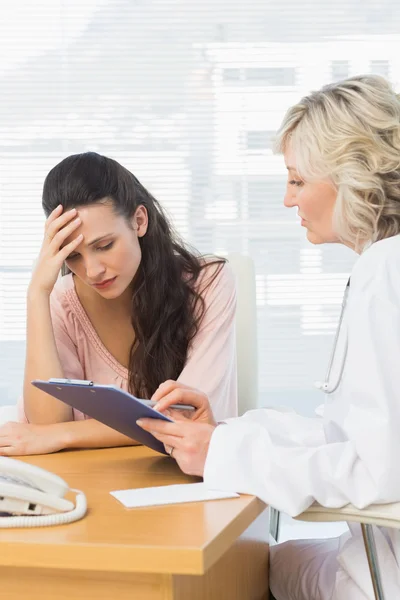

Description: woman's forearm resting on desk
[0,419,139,456]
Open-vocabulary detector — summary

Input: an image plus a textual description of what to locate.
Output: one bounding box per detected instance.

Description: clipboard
[31,379,173,454]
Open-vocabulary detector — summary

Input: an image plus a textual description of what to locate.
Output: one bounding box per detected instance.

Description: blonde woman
[137,75,400,599]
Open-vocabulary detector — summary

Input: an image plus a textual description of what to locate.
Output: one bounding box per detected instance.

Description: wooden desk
[0,446,269,600]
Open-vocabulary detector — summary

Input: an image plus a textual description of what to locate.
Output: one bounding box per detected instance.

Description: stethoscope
[314,278,350,394]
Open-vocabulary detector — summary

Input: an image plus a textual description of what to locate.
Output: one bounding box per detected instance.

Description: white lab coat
[204,235,400,599]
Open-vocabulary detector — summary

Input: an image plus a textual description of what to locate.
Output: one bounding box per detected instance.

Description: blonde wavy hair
[275,75,400,249]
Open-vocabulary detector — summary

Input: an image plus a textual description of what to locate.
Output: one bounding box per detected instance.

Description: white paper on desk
[110,482,239,508]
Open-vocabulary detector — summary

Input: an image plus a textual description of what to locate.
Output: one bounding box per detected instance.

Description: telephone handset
[0,456,87,528]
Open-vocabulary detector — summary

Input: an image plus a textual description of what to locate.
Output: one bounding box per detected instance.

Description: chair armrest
[294,502,400,530]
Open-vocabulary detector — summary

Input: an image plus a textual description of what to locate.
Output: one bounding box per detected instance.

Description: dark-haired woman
[0,152,237,456]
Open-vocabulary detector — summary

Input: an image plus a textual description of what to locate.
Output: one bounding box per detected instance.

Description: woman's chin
[305,229,325,245]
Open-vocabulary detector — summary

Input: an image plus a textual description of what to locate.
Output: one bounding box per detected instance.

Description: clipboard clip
[48,378,94,386]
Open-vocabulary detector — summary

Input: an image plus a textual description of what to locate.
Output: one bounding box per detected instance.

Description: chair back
[227,253,258,415]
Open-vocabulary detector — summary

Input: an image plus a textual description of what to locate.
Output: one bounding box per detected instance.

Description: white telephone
[0,456,87,528]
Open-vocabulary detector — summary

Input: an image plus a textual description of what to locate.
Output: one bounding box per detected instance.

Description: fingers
[0,425,20,454]
[59,234,84,261]
[0,440,15,455]
[48,216,82,253]
[137,418,186,437]
[45,207,76,239]
[32,206,83,295]
[45,204,63,229]
[0,449,14,456]
[50,217,81,254]
[163,408,192,421]
[151,380,192,402]
[153,387,207,414]
[152,432,184,448]
[45,207,82,253]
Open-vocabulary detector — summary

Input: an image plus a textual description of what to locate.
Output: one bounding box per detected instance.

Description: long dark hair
[42,152,225,397]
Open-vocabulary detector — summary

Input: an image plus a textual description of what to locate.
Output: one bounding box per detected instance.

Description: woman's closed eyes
[67,241,114,261]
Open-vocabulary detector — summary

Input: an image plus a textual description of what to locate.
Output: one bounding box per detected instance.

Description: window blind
[0,1,399,413]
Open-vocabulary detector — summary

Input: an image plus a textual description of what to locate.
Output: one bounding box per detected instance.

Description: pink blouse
[19,262,238,423]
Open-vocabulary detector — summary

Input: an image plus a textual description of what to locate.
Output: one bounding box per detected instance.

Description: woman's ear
[132,205,148,237]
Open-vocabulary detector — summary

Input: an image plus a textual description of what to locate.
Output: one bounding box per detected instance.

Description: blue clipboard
[31,379,172,455]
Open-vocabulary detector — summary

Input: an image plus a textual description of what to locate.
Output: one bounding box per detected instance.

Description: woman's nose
[284,190,297,208]
[85,259,106,280]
